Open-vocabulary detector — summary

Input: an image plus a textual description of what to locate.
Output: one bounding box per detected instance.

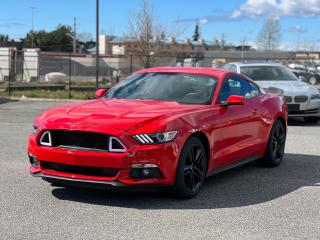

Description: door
[214,76,263,167]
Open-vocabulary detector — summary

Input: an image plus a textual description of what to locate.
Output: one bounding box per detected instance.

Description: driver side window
[219,77,252,102]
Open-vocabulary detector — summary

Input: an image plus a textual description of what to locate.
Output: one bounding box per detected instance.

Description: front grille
[283,96,292,103]
[287,104,300,113]
[41,161,119,177]
[294,95,308,103]
[50,130,109,151]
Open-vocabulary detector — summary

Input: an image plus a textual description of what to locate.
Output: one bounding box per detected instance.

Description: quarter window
[248,82,260,98]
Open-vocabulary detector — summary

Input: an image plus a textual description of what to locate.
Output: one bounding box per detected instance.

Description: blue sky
[0,0,320,49]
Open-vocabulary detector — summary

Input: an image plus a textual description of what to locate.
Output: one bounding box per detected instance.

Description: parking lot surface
[0,99,319,240]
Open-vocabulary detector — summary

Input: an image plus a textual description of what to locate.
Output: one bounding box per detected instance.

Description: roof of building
[134,66,229,78]
[205,50,295,59]
[228,61,284,67]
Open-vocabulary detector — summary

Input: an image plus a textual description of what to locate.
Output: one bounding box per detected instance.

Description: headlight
[32,125,39,134]
[263,87,284,95]
[311,94,320,100]
[133,131,178,144]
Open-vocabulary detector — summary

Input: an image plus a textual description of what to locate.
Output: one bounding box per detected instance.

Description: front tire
[259,120,286,167]
[171,137,207,199]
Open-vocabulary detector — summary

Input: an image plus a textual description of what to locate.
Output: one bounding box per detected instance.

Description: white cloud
[289,25,308,33]
[199,19,209,24]
[233,0,320,18]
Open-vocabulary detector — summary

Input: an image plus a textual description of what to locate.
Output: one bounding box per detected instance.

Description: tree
[192,23,200,41]
[77,32,93,43]
[0,34,10,42]
[257,17,281,51]
[21,25,73,52]
[127,0,185,68]
[127,0,160,68]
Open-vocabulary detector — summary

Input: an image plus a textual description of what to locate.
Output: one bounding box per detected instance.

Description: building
[98,35,222,57]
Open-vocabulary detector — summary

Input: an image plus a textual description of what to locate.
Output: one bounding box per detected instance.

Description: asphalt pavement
[0,99,319,240]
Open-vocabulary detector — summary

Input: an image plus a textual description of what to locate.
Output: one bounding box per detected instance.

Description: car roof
[134,67,228,79]
[227,61,284,67]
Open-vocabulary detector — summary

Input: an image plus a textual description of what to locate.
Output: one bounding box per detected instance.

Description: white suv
[222,62,320,123]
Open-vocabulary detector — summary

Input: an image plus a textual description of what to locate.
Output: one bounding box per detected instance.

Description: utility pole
[73,17,77,53]
[95,0,100,89]
[240,38,246,61]
[221,33,226,50]
[31,7,35,48]
[66,17,77,53]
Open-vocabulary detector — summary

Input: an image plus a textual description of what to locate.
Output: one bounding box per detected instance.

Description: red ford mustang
[28,67,288,198]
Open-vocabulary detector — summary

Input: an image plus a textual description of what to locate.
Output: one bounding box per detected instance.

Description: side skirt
[206,155,263,178]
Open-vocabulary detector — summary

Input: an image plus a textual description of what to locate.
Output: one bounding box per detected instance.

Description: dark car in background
[287,64,319,85]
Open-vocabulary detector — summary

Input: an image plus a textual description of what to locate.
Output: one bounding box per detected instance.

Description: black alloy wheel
[271,123,286,162]
[260,120,286,167]
[172,137,207,199]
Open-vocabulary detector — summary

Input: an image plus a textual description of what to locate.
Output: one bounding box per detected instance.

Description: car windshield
[240,66,298,81]
[104,72,218,104]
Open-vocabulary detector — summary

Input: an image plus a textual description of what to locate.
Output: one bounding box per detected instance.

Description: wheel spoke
[278,134,285,144]
[193,167,203,180]
[184,165,192,174]
[188,147,195,163]
[194,149,204,165]
[275,127,280,138]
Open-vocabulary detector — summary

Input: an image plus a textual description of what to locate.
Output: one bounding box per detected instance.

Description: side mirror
[222,95,245,107]
[95,88,108,98]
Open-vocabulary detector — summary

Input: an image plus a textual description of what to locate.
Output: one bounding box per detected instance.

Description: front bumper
[28,131,181,187]
[287,97,320,117]
[31,172,167,190]
[288,108,320,117]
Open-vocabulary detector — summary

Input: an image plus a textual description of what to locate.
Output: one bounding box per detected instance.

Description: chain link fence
[0,48,319,99]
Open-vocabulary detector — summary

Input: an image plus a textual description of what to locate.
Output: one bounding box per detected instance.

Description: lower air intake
[41,161,119,177]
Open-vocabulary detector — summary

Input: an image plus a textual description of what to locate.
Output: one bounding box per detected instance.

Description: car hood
[37,98,202,132]
[256,80,318,96]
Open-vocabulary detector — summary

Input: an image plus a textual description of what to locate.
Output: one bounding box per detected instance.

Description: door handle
[252,109,258,115]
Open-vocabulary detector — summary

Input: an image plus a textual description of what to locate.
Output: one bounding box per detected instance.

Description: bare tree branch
[256,17,281,51]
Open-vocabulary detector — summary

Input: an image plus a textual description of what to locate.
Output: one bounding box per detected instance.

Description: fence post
[7,51,11,96]
[68,53,72,99]
[130,54,133,73]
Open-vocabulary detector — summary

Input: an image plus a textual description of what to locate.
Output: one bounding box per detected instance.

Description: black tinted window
[105,73,218,105]
[219,77,252,102]
[240,66,297,81]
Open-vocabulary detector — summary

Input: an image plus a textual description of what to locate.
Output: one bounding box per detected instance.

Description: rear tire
[259,120,286,167]
[304,117,320,124]
[308,76,318,85]
[171,137,207,199]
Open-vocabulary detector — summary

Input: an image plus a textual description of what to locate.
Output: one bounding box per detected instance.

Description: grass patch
[0,90,95,100]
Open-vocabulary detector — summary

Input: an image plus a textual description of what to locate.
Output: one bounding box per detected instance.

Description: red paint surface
[28,67,288,186]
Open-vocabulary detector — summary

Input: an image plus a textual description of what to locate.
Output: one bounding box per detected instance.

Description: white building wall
[0,47,15,81]
[23,48,39,82]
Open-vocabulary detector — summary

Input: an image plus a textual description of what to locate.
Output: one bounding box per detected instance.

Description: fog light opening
[29,154,39,167]
[142,168,153,177]
[130,164,162,179]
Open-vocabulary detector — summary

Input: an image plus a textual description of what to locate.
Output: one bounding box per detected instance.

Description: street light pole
[95,0,100,89]
[31,7,35,48]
